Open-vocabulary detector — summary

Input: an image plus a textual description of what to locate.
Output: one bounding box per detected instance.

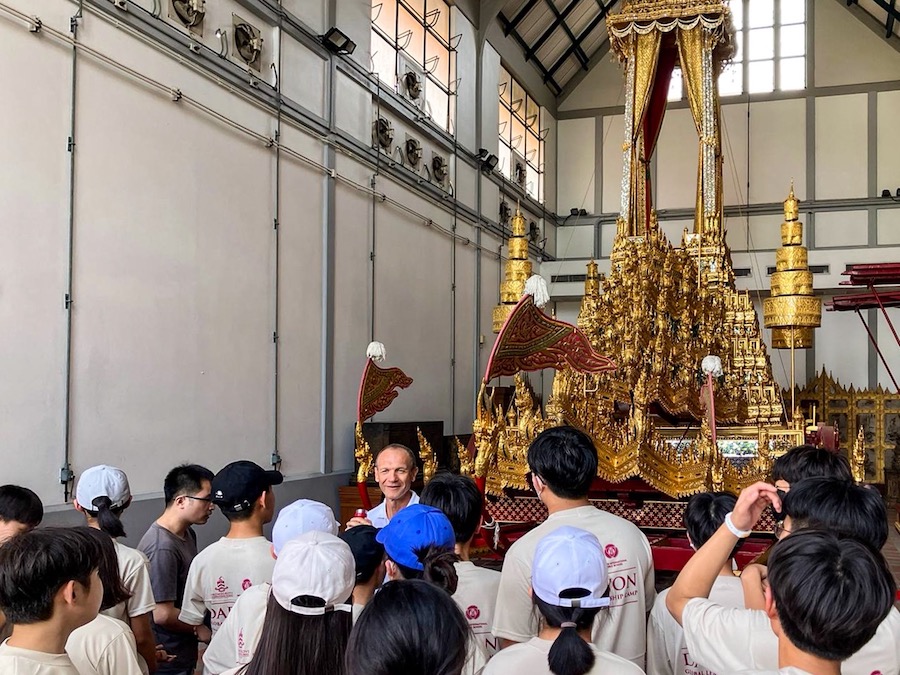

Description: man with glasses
[138,464,215,675]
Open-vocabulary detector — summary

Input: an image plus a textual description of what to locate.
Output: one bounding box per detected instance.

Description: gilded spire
[763,184,821,349]
[492,205,533,333]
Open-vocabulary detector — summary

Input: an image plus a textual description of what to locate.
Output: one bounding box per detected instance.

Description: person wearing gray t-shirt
[138,465,214,675]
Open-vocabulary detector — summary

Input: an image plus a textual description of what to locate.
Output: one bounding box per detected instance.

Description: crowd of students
[0,427,897,675]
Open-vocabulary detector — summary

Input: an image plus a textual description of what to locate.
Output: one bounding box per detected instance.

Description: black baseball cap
[212,461,283,512]
[339,525,385,583]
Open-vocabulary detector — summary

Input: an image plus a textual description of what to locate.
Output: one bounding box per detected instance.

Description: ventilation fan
[401,70,422,100]
[373,117,394,151]
[514,159,527,188]
[170,0,205,32]
[404,137,422,167]
[232,16,263,70]
[431,153,449,185]
[499,201,511,226]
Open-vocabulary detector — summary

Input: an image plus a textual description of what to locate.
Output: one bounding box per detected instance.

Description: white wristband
[724,512,752,538]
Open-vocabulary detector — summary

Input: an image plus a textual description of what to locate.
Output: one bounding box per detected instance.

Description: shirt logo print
[241,579,252,591]
[215,576,228,593]
[466,605,480,620]
[604,543,619,559]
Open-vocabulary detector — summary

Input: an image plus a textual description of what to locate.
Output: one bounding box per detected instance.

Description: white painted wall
[0,0,528,506]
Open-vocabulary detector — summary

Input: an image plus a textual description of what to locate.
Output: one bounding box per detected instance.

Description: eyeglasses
[183,495,214,503]
[774,521,792,538]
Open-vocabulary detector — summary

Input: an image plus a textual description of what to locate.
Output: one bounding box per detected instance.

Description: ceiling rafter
[497,0,621,97]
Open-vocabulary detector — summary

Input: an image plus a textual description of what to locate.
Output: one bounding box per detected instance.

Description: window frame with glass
[371,0,457,134]
[498,66,546,203]
[667,0,807,101]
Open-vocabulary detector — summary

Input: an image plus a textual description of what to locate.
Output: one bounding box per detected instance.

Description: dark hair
[239,594,351,675]
[420,473,482,543]
[391,545,459,595]
[534,596,601,675]
[86,496,127,538]
[83,527,131,611]
[782,477,888,549]
[374,443,417,468]
[771,445,852,485]
[0,527,102,624]
[767,529,895,661]
[346,579,469,675]
[527,427,598,499]
[0,485,43,528]
[164,464,214,506]
[684,491,743,558]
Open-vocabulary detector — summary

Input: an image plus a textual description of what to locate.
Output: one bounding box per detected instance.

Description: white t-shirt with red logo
[682,597,900,675]
[647,575,744,675]
[178,537,275,635]
[492,505,655,668]
[453,561,502,660]
[201,582,269,675]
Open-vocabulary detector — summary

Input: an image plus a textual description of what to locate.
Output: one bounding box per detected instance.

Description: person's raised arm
[666,482,780,626]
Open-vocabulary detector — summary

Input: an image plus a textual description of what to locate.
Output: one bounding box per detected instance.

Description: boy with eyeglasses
[138,464,215,675]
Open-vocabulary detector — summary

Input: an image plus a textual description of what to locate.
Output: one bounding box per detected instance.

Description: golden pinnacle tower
[763,184,822,350]
[492,205,532,333]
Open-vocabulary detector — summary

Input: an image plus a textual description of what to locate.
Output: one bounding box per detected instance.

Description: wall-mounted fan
[170,0,205,33]
[432,153,449,185]
[514,159,527,188]
[402,70,422,100]
[405,137,422,167]
[499,201,511,226]
[233,16,263,70]
[373,117,394,151]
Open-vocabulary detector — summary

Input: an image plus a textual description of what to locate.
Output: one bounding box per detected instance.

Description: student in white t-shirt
[377,503,486,675]
[677,477,900,675]
[202,499,340,674]
[180,461,283,637]
[338,525,386,619]
[0,527,103,674]
[485,526,643,675]
[666,482,896,675]
[421,472,501,659]
[647,491,744,675]
[67,528,147,675]
[493,427,655,668]
[74,465,157,672]
[220,531,356,675]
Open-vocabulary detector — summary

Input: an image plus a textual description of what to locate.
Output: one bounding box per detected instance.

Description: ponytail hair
[534,596,600,675]
[91,496,127,538]
[392,545,459,595]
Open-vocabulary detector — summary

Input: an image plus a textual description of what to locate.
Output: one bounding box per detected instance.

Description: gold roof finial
[783,179,799,222]
[492,203,532,332]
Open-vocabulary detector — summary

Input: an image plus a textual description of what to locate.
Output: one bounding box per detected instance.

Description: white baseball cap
[272,499,340,555]
[532,526,610,609]
[75,465,131,510]
[272,531,355,616]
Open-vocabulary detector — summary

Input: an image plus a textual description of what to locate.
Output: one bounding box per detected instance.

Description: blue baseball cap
[375,504,455,571]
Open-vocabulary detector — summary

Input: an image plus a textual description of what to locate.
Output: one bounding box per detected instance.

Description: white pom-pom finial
[701,355,723,378]
[366,341,387,362]
[524,274,550,308]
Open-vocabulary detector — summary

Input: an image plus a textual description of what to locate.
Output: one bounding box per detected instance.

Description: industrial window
[499,67,546,203]
[668,0,806,100]
[371,0,457,133]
